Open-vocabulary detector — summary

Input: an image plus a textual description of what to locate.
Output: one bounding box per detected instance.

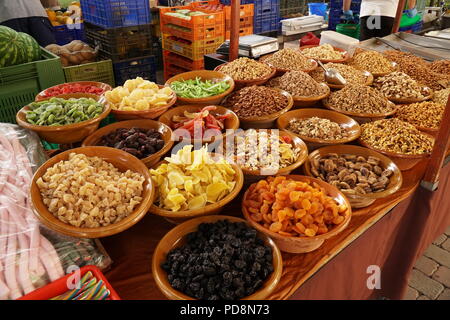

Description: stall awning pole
[392,0,407,33]
[229,0,240,61]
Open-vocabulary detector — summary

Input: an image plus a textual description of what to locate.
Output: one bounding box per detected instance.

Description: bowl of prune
[82,119,174,168]
[152,215,283,300]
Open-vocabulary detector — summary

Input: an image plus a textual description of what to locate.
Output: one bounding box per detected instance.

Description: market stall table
[101,158,450,300]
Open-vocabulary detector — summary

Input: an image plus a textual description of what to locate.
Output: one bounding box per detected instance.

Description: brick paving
[404,226,450,300]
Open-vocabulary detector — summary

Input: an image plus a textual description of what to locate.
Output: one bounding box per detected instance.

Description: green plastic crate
[0,48,65,124]
[64,60,115,87]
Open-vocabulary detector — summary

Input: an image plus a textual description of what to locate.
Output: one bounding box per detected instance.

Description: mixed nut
[261,48,315,71]
[287,117,349,140]
[374,72,429,100]
[267,71,328,97]
[433,88,450,106]
[219,57,273,81]
[395,101,444,130]
[310,153,393,196]
[349,50,395,75]
[310,63,368,85]
[300,44,345,61]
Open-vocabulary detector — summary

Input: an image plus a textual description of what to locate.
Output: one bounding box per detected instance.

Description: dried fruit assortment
[161,220,274,300]
[326,84,395,115]
[98,127,165,159]
[223,86,289,118]
[244,177,349,237]
[267,71,328,97]
[225,129,301,172]
[287,117,349,140]
[150,146,237,212]
[309,153,393,196]
[395,102,444,130]
[360,118,434,155]
[40,83,106,99]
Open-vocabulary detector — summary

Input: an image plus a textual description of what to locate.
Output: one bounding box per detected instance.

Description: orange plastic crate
[225,16,253,29]
[162,34,224,61]
[163,50,204,71]
[160,4,224,41]
[225,25,253,40]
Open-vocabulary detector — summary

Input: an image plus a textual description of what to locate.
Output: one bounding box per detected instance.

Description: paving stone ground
[404,226,450,300]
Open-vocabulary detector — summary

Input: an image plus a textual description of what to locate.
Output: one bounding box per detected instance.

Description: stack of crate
[80,0,156,86]
[221,0,280,34]
[328,0,361,31]
[160,3,225,80]
[280,0,307,20]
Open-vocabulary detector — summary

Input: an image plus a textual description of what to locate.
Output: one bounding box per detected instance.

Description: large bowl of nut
[221,85,294,129]
[348,49,398,78]
[304,145,403,209]
[31,147,155,238]
[374,72,433,104]
[259,48,318,76]
[323,83,397,123]
[309,63,373,90]
[394,101,445,136]
[214,57,276,89]
[358,118,435,171]
[219,129,309,184]
[267,71,331,107]
[242,175,352,253]
[277,108,361,150]
[299,44,350,63]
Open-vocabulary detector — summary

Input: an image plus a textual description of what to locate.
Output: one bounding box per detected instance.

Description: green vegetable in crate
[170,77,231,98]
[0,26,40,67]
[25,97,104,126]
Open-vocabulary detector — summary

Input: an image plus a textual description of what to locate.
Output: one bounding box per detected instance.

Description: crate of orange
[242,175,352,254]
[163,50,204,71]
[160,4,224,42]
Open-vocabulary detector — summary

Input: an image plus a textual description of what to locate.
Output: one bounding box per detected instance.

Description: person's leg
[26,17,56,47]
[1,18,30,34]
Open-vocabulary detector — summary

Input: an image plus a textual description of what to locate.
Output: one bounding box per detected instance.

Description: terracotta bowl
[259,53,318,76]
[222,88,294,129]
[322,97,397,124]
[152,215,283,300]
[16,93,111,144]
[242,175,352,253]
[164,70,235,105]
[149,155,244,224]
[30,146,155,238]
[81,119,174,168]
[303,145,403,209]
[385,88,434,104]
[326,71,374,90]
[158,105,239,144]
[35,81,112,101]
[299,44,351,63]
[276,108,361,150]
[214,63,276,89]
[291,83,331,108]
[109,85,177,121]
[364,62,398,78]
[219,129,309,184]
[358,134,434,171]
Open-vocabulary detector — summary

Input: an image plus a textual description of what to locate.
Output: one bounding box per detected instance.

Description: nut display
[433,88,450,106]
[223,85,289,118]
[300,44,345,60]
[310,63,368,85]
[430,60,450,76]
[244,177,349,237]
[287,117,349,140]
[383,51,449,90]
[36,153,145,228]
[395,102,444,129]
[309,153,393,196]
[161,220,274,300]
[349,50,395,74]
[267,71,328,97]
[224,129,301,172]
[360,118,434,155]
[262,48,315,71]
[326,84,395,115]
[98,127,165,159]
[374,72,429,99]
[219,57,273,81]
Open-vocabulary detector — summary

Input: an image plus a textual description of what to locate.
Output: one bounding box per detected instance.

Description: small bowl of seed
[277,108,361,150]
[304,145,403,209]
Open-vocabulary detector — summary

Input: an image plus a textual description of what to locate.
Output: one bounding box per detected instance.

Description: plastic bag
[300,32,320,47]
[0,124,111,300]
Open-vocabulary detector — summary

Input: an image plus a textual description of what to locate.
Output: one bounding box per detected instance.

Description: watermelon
[0,26,41,68]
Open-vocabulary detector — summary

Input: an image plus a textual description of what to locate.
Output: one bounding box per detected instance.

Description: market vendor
[343,0,418,41]
[0,0,56,46]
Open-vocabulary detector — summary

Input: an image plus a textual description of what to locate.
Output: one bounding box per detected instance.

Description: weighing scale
[216,34,279,58]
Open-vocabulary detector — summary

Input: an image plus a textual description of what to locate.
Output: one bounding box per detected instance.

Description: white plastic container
[319,30,360,56]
